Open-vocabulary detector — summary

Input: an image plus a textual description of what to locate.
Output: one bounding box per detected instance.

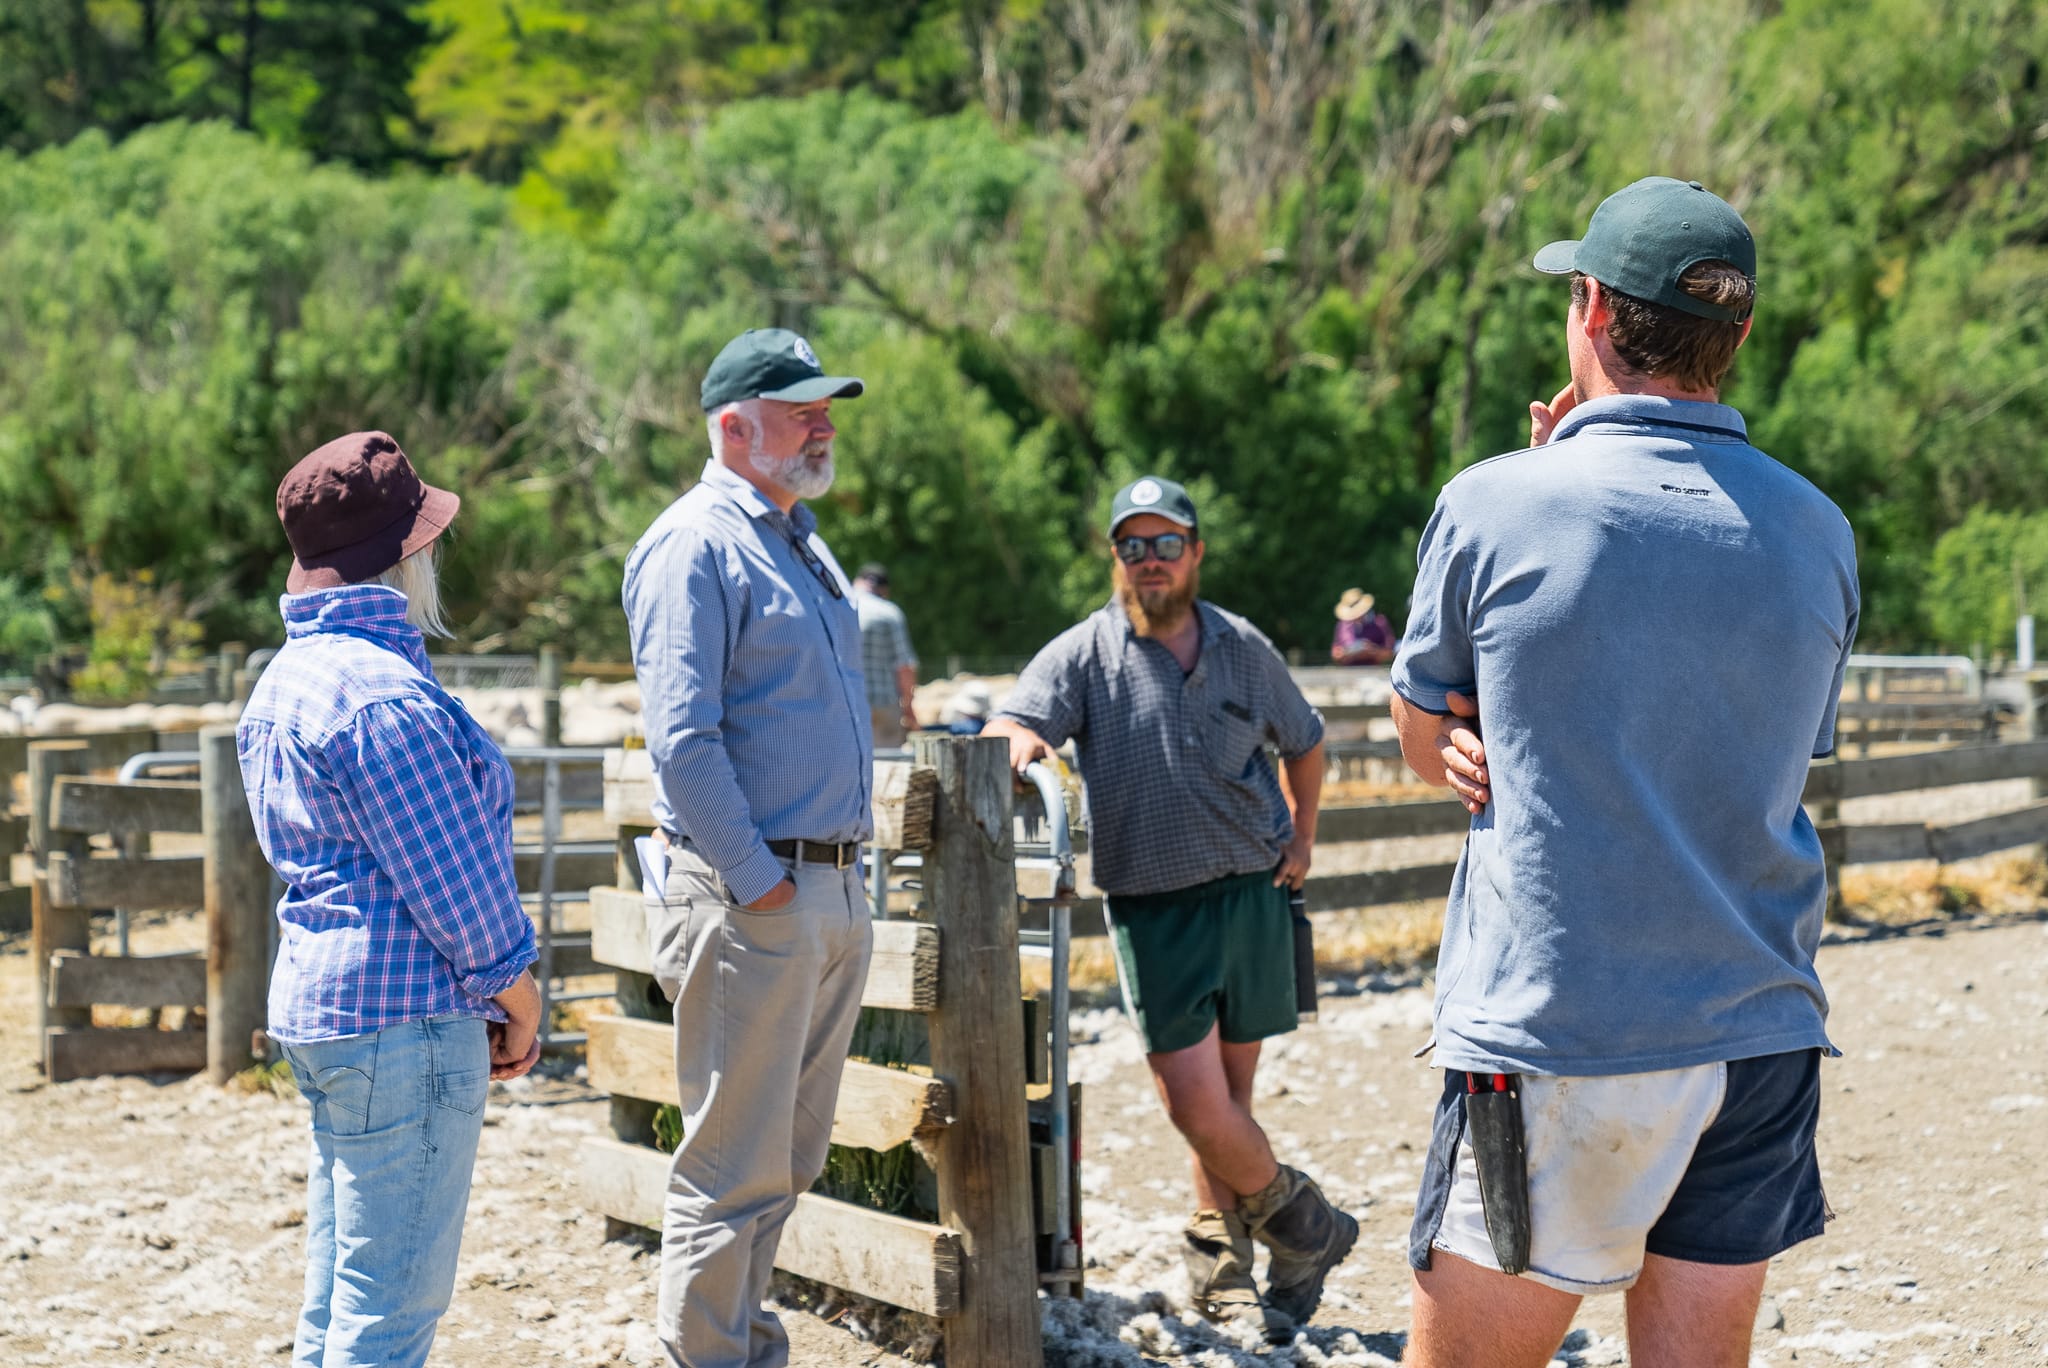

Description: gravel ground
[5,907,2048,1366]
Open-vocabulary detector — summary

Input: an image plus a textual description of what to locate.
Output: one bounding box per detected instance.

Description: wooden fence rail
[1019,737,2048,939]
[26,728,270,1082]
[580,739,1044,1366]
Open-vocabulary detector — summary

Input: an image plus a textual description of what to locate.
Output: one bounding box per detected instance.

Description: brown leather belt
[660,830,859,869]
[765,838,861,868]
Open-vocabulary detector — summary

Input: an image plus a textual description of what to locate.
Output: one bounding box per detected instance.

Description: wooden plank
[587,1015,951,1150]
[30,743,92,1043]
[1315,798,1471,844]
[1805,739,2048,803]
[1837,699,2000,722]
[586,886,938,1011]
[512,848,615,893]
[44,851,204,911]
[911,734,1041,1360]
[603,747,656,829]
[51,778,203,836]
[872,761,938,851]
[202,727,271,1083]
[47,951,204,1009]
[589,885,651,974]
[579,1137,963,1317]
[44,1026,206,1082]
[606,749,938,853]
[865,919,941,1013]
[1304,863,1461,912]
[509,755,604,809]
[0,882,29,935]
[1930,800,2048,864]
[1818,822,1933,865]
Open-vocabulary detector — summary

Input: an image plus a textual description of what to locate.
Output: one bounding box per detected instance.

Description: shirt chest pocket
[746,580,860,676]
[1199,698,1267,783]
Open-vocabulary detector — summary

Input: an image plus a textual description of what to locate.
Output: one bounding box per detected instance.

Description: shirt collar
[699,459,817,538]
[280,584,431,673]
[1549,393,1747,445]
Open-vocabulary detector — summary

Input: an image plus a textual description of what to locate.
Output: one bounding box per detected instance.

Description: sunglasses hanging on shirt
[785,532,846,600]
[1114,532,1189,565]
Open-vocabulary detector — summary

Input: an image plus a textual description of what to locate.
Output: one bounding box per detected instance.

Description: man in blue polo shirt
[1391,179,1859,1367]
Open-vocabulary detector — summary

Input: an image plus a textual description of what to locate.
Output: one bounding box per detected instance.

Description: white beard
[752,442,835,499]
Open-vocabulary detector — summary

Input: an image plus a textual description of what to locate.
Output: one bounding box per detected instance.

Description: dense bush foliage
[1,0,2045,669]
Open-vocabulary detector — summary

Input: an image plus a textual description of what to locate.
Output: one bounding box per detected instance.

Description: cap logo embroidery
[1129,479,1162,506]
[792,336,820,368]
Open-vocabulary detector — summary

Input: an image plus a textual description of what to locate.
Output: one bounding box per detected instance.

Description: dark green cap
[700,328,864,412]
[1108,476,1198,538]
[1533,177,1756,322]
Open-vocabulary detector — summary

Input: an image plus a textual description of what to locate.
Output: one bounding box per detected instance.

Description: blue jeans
[281,1015,490,1368]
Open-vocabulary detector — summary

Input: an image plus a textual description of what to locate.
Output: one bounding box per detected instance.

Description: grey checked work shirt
[997,598,1323,896]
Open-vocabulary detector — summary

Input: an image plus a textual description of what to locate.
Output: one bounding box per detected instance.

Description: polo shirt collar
[1549,393,1747,445]
[1103,594,1214,681]
[699,459,817,537]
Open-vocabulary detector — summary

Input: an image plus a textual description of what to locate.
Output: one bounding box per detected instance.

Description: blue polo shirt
[1394,395,1859,1076]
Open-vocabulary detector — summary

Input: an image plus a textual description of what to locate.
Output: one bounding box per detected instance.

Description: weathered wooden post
[912,733,1043,1366]
[29,741,90,1059]
[540,645,563,748]
[201,725,270,1082]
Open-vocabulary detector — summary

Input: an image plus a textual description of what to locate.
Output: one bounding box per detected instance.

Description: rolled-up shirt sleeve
[624,525,787,905]
[992,630,1090,749]
[1391,493,1478,716]
[329,698,536,1004]
[1255,633,1324,758]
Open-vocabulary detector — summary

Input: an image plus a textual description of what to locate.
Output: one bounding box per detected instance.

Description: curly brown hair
[1572,262,1754,392]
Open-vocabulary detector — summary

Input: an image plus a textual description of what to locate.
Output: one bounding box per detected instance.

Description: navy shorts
[1409,1049,1831,1293]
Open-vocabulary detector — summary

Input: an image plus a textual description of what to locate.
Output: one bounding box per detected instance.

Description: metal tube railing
[1021,760,1079,1290]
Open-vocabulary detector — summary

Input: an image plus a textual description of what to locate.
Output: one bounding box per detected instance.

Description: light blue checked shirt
[237,586,537,1045]
[623,460,873,904]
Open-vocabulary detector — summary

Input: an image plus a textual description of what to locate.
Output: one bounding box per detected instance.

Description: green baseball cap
[1533,177,1756,322]
[700,328,865,412]
[1108,475,1198,538]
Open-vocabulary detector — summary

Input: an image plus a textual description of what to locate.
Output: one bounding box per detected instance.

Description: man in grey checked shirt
[986,477,1354,1341]
[622,328,873,1368]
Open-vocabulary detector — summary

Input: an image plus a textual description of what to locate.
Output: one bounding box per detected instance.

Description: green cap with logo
[1108,475,1199,538]
[700,328,865,412]
[1533,177,1756,322]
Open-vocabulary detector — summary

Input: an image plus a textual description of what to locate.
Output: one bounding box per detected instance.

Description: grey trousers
[647,843,873,1368]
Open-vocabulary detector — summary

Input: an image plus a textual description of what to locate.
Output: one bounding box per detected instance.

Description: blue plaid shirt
[237,586,537,1045]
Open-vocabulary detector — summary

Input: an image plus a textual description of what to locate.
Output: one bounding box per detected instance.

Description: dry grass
[1836,854,2048,928]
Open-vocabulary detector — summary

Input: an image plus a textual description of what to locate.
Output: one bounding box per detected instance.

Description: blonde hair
[376,544,452,638]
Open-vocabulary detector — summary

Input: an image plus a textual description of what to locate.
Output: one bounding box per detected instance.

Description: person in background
[986,475,1350,1341]
[622,328,875,1368]
[1329,589,1396,665]
[238,430,543,1368]
[939,679,993,735]
[851,562,919,748]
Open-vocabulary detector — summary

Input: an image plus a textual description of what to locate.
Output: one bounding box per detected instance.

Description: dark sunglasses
[1114,532,1189,565]
[785,533,845,600]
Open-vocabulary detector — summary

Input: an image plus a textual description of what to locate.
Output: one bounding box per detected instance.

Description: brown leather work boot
[1237,1166,1358,1325]
[1182,1209,1296,1342]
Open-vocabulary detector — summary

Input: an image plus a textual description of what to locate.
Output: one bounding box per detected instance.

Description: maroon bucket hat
[277,432,460,593]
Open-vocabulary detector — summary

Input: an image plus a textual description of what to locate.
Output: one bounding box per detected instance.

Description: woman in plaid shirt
[238,432,542,1368]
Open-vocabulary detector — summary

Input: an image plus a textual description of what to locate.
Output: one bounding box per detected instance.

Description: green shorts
[1105,869,1297,1055]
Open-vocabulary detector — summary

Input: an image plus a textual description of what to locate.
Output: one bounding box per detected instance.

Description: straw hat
[1334,588,1376,621]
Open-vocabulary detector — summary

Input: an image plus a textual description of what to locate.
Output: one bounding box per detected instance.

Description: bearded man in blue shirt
[1391,179,1859,1368]
[622,329,874,1368]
